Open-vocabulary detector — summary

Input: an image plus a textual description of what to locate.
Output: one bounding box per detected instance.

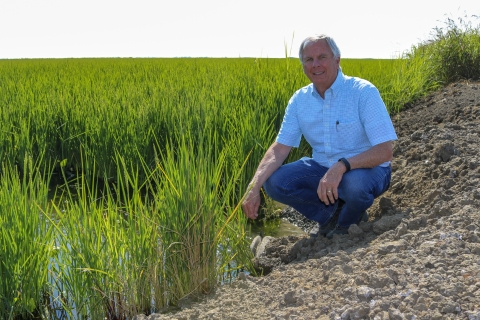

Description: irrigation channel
[246,200,306,242]
[248,217,305,239]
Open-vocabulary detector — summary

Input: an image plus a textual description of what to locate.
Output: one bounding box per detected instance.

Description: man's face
[301,39,340,94]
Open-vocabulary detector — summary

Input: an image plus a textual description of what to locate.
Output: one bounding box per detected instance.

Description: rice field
[0,56,429,319]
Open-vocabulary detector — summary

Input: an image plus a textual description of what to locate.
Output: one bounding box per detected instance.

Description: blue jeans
[263,157,391,228]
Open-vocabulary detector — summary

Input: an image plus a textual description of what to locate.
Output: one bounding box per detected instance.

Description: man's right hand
[242,189,261,219]
[240,142,292,220]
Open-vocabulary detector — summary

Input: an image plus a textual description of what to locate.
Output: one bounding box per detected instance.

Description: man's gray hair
[299,34,341,62]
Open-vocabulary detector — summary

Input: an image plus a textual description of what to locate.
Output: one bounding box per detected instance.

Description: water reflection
[248,218,305,239]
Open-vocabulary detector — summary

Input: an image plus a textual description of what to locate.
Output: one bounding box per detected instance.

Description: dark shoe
[309,203,342,238]
[358,211,369,223]
[326,226,349,239]
[309,220,336,238]
[326,211,368,239]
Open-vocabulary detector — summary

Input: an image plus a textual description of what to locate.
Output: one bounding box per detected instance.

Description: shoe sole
[326,211,369,239]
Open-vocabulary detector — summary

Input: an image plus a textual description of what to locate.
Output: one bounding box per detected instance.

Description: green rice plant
[0,58,305,183]
[110,152,169,315]
[48,162,119,319]
[150,127,252,302]
[47,154,163,319]
[43,136,252,318]
[0,156,55,319]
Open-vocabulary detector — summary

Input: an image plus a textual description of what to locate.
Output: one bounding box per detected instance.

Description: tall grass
[0,157,54,319]
[48,159,168,319]
[428,14,480,82]
[379,52,441,113]
[39,137,251,319]
[383,14,480,113]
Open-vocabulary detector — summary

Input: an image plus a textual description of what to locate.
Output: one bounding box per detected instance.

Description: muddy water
[247,201,306,239]
[248,218,305,239]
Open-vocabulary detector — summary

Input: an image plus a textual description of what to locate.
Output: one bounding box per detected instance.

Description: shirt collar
[311,69,344,98]
[328,69,344,98]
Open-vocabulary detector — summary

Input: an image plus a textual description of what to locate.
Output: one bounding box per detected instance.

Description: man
[241,34,397,239]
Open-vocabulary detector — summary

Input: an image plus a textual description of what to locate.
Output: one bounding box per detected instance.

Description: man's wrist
[248,180,261,193]
[338,158,351,172]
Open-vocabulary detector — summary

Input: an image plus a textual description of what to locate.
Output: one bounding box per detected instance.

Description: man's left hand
[317,162,346,204]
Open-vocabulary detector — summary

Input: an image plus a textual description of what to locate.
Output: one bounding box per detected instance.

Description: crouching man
[241,34,397,238]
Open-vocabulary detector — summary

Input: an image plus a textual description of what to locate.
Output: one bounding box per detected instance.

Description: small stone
[250,235,262,256]
[348,224,364,237]
[395,223,408,238]
[255,236,274,259]
[238,272,247,281]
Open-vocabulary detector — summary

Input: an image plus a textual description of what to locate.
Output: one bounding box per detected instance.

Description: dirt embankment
[138,81,480,320]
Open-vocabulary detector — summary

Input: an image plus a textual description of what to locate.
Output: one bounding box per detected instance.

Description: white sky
[0,0,478,59]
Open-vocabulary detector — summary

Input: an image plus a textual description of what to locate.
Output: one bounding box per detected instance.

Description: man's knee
[339,177,373,204]
[263,172,282,200]
[263,177,274,196]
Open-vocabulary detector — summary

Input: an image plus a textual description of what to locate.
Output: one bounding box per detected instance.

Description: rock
[348,223,364,237]
[254,236,274,259]
[434,142,457,162]
[253,256,279,275]
[388,308,407,320]
[376,240,407,255]
[395,222,408,238]
[356,286,374,301]
[237,272,247,281]
[379,197,394,214]
[373,214,404,234]
[250,235,262,256]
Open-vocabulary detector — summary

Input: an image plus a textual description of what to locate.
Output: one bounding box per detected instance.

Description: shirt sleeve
[359,85,398,146]
[275,92,303,147]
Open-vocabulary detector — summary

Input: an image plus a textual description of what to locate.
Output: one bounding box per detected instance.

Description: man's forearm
[242,142,291,219]
[248,142,292,191]
[346,141,393,170]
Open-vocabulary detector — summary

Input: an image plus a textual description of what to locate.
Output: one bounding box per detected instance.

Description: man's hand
[242,188,261,219]
[317,141,393,204]
[241,142,292,220]
[317,161,346,204]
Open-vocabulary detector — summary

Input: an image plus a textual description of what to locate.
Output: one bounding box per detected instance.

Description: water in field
[247,203,306,239]
[248,218,305,239]
[273,219,306,237]
[247,201,306,239]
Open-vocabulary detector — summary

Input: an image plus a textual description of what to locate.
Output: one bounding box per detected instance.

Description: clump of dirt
[137,81,480,320]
